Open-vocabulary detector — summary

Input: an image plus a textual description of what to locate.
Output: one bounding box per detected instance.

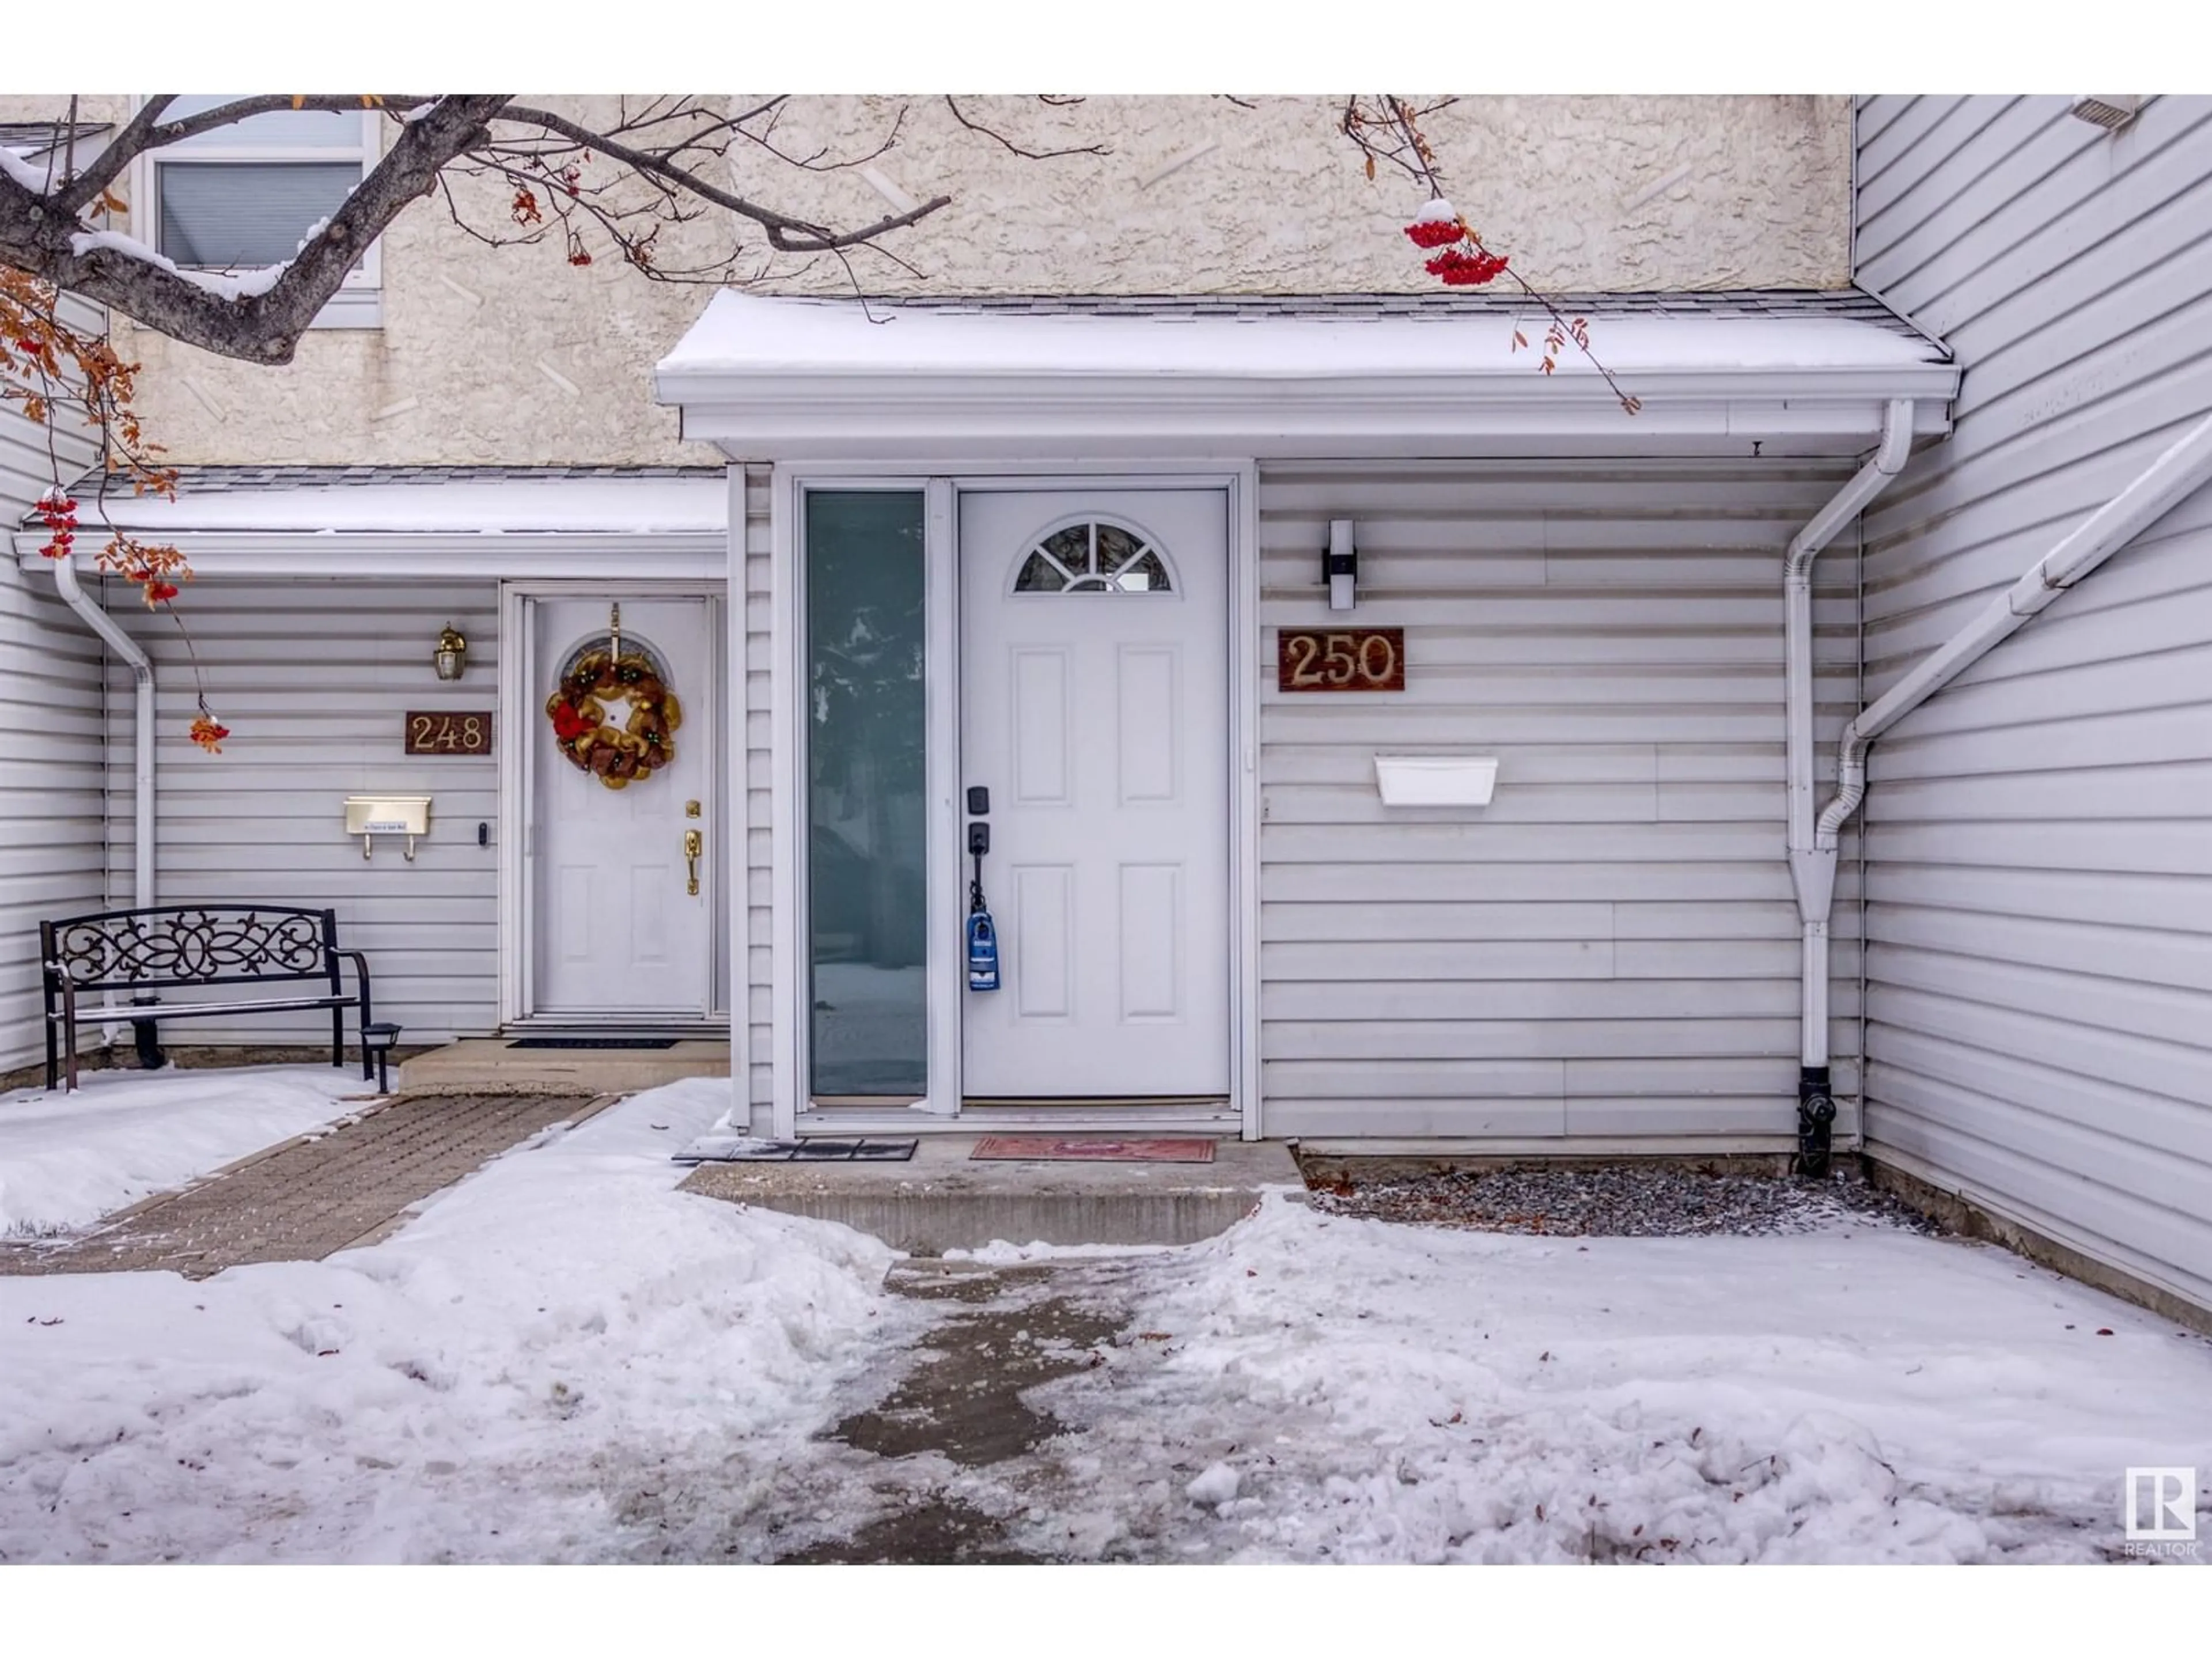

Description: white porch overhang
[654,293,1959,462]
[10,469,729,578]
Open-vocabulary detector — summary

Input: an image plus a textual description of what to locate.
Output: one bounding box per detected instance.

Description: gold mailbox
[344,795,432,861]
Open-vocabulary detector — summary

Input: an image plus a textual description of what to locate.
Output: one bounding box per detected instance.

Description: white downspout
[1817,406,2212,850]
[1785,397,1915,1172]
[52,554,155,912]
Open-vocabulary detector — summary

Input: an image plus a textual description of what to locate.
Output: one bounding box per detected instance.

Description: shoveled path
[762,1260,1142,1565]
[0,1092,608,1280]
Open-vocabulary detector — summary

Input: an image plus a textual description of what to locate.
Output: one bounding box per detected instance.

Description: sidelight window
[804,490,929,1098]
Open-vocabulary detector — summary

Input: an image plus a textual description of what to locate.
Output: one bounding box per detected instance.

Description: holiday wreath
[545,645,681,789]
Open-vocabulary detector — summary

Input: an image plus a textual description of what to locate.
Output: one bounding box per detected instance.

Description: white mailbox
[1373,755,1499,808]
[344,795,432,861]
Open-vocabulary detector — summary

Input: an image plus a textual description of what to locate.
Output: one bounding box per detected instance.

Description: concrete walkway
[0,1092,608,1279]
[398,1039,728,1096]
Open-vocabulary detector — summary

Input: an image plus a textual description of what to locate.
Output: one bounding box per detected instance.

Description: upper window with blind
[142,96,383,327]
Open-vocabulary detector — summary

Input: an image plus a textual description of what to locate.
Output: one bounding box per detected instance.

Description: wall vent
[2069,96,2142,131]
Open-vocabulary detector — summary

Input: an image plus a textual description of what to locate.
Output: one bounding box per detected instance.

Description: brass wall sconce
[433,623,468,681]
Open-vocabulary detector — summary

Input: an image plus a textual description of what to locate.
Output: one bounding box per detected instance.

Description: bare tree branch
[2,95,515,362]
[3,93,1029,365]
[492,101,951,251]
[944,96,1111,160]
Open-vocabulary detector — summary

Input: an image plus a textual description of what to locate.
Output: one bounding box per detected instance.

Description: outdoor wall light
[433,623,468,681]
[1324,518,1358,612]
[2068,96,2141,131]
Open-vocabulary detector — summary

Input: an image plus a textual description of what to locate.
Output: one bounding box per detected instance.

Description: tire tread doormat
[969,1135,1217,1164]
[673,1136,918,1164]
[508,1037,680,1050]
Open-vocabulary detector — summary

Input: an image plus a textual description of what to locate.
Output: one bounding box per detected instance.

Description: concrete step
[679,1135,1304,1253]
[397,1037,729,1096]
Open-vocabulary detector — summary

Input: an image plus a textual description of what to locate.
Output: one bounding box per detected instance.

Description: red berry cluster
[1424,248,1510,286]
[33,491,77,560]
[1403,218,1462,250]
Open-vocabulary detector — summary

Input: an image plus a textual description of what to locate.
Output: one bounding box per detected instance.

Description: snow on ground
[0,1078,914,1563]
[1013,1198,2212,1563]
[5,1073,2209,1565]
[0,1065,373,1235]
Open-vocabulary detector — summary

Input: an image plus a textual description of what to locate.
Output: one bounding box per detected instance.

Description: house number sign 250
[404,711,493,755]
[1277,628,1406,692]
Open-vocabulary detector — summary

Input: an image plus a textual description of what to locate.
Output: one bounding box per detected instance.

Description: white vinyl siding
[0,579,109,1084]
[102,579,501,1047]
[1,297,105,1080]
[1855,95,2212,1310]
[1255,460,1866,1143]
[0,565,107,1081]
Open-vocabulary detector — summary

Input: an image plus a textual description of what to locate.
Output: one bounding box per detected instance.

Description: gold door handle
[684,828,703,896]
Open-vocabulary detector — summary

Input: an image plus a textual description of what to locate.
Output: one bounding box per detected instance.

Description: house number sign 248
[404,711,493,755]
[1276,628,1406,692]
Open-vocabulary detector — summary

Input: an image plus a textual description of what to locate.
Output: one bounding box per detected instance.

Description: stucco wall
[5,95,1851,467]
[742,95,1851,298]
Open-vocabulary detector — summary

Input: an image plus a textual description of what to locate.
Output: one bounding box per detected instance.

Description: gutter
[1783,397,1915,1176]
[657,368,1957,461]
[52,554,155,912]
[1816,404,2212,847]
[14,532,729,579]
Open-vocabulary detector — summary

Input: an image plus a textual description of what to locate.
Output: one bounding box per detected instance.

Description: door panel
[1012,863,1075,1019]
[530,596,714,1017]
[960,490,1231,1099]
[1118,646,1180,804]
[1119,863,1184,1021]
[1012,649,1073,804]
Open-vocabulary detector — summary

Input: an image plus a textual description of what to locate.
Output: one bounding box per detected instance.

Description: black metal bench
[40,905,374,1093]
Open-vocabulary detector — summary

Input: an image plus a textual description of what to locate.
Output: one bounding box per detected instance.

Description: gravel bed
[1306,1162,1945,1238]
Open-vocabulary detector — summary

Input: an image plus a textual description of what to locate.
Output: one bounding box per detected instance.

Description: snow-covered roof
[156,463,722,494]
[31,467,728,535]
[656,291,1958,462]
[11,466,729,578]
[663,290,1944,380]
[771,288,1933,332]
[0,120,109,160]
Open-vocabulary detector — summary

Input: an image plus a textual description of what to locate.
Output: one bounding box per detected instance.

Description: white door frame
[769,464,1261,1140]
[498,578,731,1028]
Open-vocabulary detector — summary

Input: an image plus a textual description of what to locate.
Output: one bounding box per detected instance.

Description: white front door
[959,490,1231,1100]
[529,595,715,1018]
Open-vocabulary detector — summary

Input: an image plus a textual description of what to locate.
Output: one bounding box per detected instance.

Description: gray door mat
[507,1037,679,1050]
[673,1136,918,1165]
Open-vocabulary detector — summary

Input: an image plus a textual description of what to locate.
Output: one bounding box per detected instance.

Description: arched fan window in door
[1013,520,1177,594]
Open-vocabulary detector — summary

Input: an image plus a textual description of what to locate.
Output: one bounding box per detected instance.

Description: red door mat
[969,1135,1217,1164]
